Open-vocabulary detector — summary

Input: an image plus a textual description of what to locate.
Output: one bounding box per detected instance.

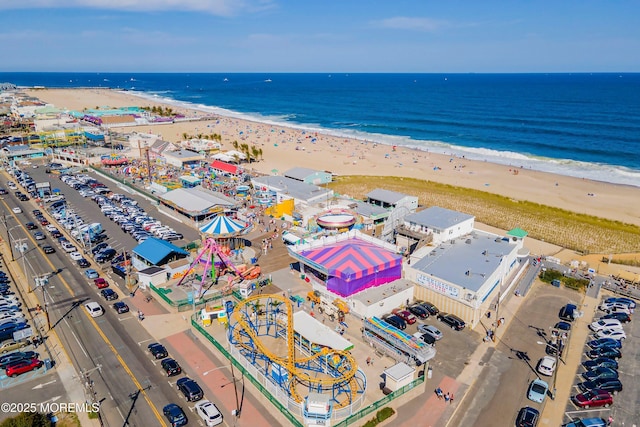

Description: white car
[0,296,20,305]
[0,312,24,323]
[600,302,632,314]
[69,251,83,261]
[537,356,556,376]
[62,243,77,253]
[596,328,626,341]
[46,225,58,232]
[12,207,22,214]
[84,302,104,318]
[195,400,223,426]
[589,318,623,332]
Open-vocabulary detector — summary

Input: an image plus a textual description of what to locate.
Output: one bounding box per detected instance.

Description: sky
[0,0,638,73]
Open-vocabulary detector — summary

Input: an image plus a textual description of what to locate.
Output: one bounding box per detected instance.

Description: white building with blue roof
[404,228,527,329]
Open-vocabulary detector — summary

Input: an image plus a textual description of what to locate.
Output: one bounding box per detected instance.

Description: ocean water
[2,72,640,187]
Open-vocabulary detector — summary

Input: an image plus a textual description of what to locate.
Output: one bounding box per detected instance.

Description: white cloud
[372,16,448,32]
[0,0,275,16]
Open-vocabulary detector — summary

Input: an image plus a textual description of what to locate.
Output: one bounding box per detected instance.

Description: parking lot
[560,294,638,426]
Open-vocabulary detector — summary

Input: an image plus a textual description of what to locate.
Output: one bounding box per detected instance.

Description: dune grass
[329,176,640,254]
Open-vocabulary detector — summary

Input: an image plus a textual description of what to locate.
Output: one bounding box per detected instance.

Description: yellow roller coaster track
[231,294,362,406]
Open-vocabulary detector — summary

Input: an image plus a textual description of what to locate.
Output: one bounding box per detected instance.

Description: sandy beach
[26,88,640,228]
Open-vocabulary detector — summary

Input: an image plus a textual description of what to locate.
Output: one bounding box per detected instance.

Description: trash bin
[427,367,433,379]
[43,359,53,371]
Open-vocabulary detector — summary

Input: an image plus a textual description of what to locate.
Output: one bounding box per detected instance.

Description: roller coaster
[227,294,366,409]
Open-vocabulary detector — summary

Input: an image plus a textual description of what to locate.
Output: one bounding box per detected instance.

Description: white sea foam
[121,90,640,188]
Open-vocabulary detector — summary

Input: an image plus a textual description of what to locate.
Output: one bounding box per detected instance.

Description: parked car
[581,367,618,381]
[383,315,406,330]
[562,418,607,427]
[418,324,443,340]
[0,351,38,369]
[599,302,632,315]
[603,297,636,310]
[407,305,429,319]
[598,312,631,323]
[195,400,223,427]
[571,389,613,408]
[537,356,556,376]
[25,222,37,230]
[578,378,623,395]
[515,406,540,427]
[113,302,129,314]
[0,340,29,354]
[527,378,549,403]
[587,347,622,360]
[5,358,43,377]
[77,258,90,268]
[100,289,118,301]
[176,377,204,402]
[163,403,188,427]
[42,245,55,254]
[161,358,182,377]
[559,303,579,322]
[418,302,439,316]
[595,328,626,341]
[148,343,168,359]
[587,338,622,350]
[96,249,117,263]
[94,278,108,289]
[582,357,618,371]
[395,310,417,324]
[85,269,99,279]
[437,313,466,330]
[589,319,623,332]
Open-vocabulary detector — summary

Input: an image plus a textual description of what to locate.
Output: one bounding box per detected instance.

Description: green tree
[0,412,50,427]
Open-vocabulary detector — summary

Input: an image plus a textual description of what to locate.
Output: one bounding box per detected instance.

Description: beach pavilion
[287,230,403,297]
[159,187,238,223]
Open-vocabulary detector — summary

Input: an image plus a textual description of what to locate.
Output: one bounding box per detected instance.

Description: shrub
[362,407,396,426]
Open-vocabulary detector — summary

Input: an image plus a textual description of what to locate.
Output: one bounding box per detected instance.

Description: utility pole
[81,365,103,427]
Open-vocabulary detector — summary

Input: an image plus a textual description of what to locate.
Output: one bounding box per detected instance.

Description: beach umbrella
[199,215,250,237]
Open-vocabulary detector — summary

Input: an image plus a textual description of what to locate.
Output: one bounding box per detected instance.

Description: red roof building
[210,160,241,176]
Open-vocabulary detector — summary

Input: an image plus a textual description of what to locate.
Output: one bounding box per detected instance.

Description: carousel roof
[199,215,249,236]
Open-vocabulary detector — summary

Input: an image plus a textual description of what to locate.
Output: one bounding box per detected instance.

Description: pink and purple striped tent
[300,239,402,296]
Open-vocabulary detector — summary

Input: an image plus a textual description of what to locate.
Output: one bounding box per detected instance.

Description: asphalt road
[0,169,179,427]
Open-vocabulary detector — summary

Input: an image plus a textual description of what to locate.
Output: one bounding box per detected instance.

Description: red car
[396,310,417,325]
[571,389,613,408]
[6,358,43,377]
[94,278,108,289]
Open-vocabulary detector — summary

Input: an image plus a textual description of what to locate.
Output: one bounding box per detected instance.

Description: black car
[599,312,632,323]
[419,302,439,316]
[25,222,37,230]
[582,357,618,371]
[581,367,618,381]
[437,313,466,330]
[51,230,62,239]
[91,243,110,255]
[407,305,429,319]
[587,347,622,360]
[161,358,182,377]
[578,378,623,395]
[163,403,188,427]
[0,351,38,369]
[515,406,540,427]
[559,303,578,322]
[176,377,204,402]
[42,245,55,254]
[32,209,41,216]
[420,333,436,345]
[148,343,168,359]
[587,338,622,350]
[383,315,406,330]
[100,289,118,301]
[96,249,117,263]
[112,302,129,314]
